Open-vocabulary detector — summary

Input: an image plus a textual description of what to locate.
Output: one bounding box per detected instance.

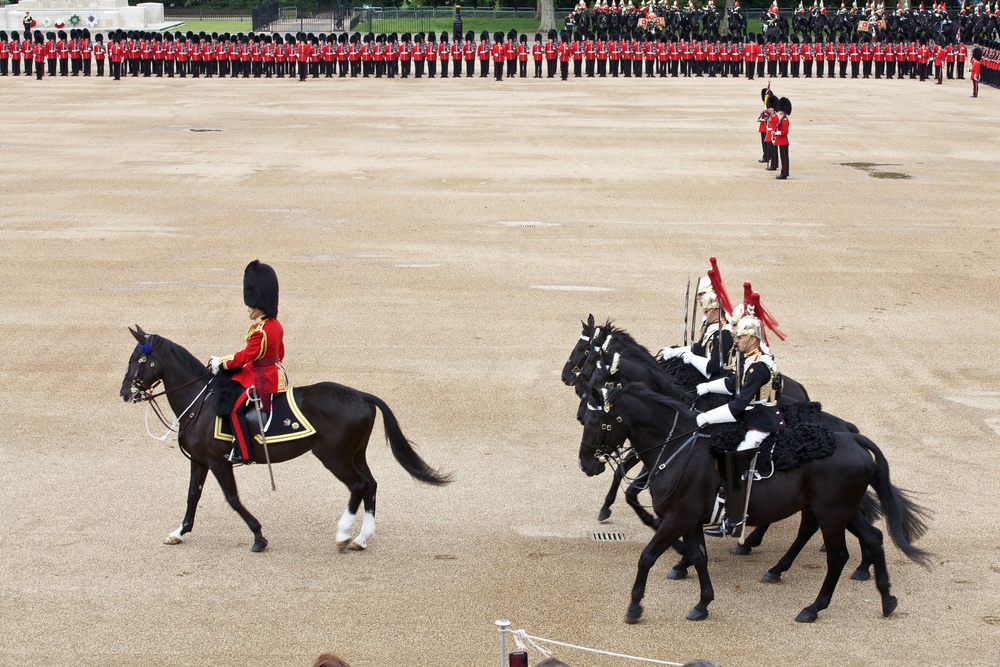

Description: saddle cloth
[708,401,837,471]
[214,386,316,444]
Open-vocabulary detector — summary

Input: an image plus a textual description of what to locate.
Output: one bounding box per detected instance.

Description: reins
[143,379,212,442]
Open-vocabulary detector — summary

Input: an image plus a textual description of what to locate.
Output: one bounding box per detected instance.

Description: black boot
[705,447,759,538]
[225,412,254,465]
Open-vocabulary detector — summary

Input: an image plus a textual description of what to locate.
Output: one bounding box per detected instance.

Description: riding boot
[226,411,254,465]
[706,448,759,538]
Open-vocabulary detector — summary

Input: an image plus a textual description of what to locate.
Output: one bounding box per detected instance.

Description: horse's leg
[210,463,268,552]
[598,450,638,522]
[346,456,378,551]
[165,458,210,545]
[795,523,850,623]
[623,471,660,529]
[314,413,378,552]
[846,513,895,616]
[762,511,819,583]
[682,530,715,621]
[626,523,684,624]
[731,523,769,556]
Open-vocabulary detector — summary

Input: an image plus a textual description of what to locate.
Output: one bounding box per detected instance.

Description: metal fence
[163,8,253,21]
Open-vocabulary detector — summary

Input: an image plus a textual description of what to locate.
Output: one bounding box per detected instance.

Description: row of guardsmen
[1,27,996,86]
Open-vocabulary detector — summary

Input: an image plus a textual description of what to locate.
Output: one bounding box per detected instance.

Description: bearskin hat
[481,30,489,41]
[779,97,792,114]
[466,30,474,41]
[520,33,528,42]
[973,46,983,59]
[508,28,518,40]
[244,261,279,319]
[428,31,436,42]
[441,31,449,41]
[494,31,504,42]
[548,29,557,39]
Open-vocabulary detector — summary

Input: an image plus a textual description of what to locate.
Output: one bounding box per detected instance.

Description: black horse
[120,326,450,552]
[579,383,929,623]
[585,352,888,584]
[727,7,747,39]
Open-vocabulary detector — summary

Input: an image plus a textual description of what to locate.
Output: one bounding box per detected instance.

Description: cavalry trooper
[695,314,784,539]
[661,290,735,380]
[210,261,289,466]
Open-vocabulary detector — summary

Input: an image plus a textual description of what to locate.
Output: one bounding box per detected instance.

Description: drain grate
[592,532,625,542]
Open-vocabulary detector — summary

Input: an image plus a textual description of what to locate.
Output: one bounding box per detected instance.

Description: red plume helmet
[748,291,786,343]
[706,256,733,317]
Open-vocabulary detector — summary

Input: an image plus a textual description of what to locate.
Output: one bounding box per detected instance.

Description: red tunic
[222,318,288,397]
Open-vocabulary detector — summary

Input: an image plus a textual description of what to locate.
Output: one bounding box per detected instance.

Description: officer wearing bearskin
[210,261,288,466]
[696,312,784,539]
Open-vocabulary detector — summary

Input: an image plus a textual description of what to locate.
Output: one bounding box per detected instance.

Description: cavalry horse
[120,326,450,552]
[579,383,930,623]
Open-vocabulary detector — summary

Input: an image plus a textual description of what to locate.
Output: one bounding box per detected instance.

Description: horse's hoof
[251,537,268,553]
[336,539,350,553]
[761,571,782,584]
[686,607,709,621]
[850,568,872,582]
[667,567,688,581]
[882,596,898,617]
[819,544,827,553]
[347,539,367,551]
[625,604,644,624]
[731,544,752,556]
[598,508,612,522]
[164,535,183,545]
[795,609,818,623]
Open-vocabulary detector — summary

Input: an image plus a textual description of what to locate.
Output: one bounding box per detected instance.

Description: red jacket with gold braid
[222,317,288,397]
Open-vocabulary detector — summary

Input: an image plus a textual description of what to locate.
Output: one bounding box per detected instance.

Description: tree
[538,0,557,32]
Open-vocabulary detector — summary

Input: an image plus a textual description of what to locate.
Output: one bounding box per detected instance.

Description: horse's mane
[607,354,696,403]
[149,334,208,377]
[603,320,666,369]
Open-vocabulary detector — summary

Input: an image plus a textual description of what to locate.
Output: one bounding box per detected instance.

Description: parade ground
[2,74,999,666]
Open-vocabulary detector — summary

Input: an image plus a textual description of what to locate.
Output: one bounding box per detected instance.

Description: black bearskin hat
[428,31,436,42]
[779,97,792,115]
[508,28,517,40]
[520,33,527,43]
[480,30,489,41]
[973,46,982,59]
[244,260,279,319]
[548,29,557,39]
[466,30,474,41]
[535,33,543,41]
[441,30,449,42]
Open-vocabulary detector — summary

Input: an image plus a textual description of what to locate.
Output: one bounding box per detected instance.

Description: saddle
[213,386,316,445]
[708,401,837,472]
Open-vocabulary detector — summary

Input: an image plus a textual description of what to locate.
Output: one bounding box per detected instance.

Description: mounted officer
[660,289,735,379]
[695,313,784,539]
[210,260,288,465]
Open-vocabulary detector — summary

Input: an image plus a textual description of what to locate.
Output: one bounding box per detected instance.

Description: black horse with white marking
[121,326,450,552]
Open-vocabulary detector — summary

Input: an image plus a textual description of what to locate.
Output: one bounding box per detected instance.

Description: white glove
[697,404,738,427]
[210,357,221,374]
[660,345,689,360]
[696,382,711,396]
[684,352,712,378]
[699,378,732,396]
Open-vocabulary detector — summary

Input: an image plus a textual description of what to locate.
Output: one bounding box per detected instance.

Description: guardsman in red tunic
[478,30,490,78]
[518,33,528,78]
[439,31,450,78]
[545,29,558,78]
[773,97,791,179]
[10,33,24,77]
[69,29,81,75]
[558,31,571,80]
[0,31,10,77]
[505,29,518,78]
[211,261,289,466]
[955,41,965,80]
[491,31,504,80]
[463,30,476,78]
[532,32,544,78]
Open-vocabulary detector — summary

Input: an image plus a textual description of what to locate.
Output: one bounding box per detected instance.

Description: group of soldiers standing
[0,24,995,92]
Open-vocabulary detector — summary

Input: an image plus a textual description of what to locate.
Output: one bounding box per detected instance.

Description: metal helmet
[734,315,764,341]
[700,291,720,313]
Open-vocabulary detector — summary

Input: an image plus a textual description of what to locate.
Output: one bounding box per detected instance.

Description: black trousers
[453,59,460,77]
[466,59,474,77]
[494,60,502,80]
[560,60,568,80]
[778,144,789,178]
[547,59,557,77]
[36,60,45,79]
[480,58,488,77]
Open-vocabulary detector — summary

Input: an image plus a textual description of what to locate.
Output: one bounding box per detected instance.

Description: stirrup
[225,447,251,466]
[704,518,737,538]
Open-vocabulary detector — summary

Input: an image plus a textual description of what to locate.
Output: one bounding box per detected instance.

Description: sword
[251,388,277,491]
[682,274,691,346]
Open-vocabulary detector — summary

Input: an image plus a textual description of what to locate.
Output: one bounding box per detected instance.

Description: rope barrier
[496,621,685,666]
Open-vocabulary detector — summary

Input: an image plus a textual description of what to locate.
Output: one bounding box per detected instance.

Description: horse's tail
[854,434,932,566]
[857,489,884,525]
[361,393,452,486]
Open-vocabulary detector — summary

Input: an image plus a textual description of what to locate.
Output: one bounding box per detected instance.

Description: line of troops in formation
[1,26,997,89]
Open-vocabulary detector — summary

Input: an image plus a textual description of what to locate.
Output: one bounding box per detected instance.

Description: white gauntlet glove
[209,357,221,374]
[696,404,737,428]
[682,351,712,378]
[658,345,690,360]
[697,378,732,396]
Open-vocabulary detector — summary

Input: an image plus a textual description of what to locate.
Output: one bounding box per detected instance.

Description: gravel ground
[1,74,998,667]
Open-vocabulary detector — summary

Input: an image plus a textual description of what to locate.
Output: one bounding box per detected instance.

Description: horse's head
[562,314,597,386]
[579,385,629,477]
[578,331,614,381]
[120,325,164,403]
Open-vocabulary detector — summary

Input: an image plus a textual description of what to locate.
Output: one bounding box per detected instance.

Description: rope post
[495,619,512,667]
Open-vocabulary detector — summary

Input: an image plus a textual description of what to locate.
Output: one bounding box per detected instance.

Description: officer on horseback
[660,290,735,379]
[695,314,784,538]
[209,260,288,465]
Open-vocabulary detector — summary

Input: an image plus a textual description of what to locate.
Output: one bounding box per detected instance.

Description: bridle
[565,326,603,378]
[582,386,707,497]
[127,342,213,440]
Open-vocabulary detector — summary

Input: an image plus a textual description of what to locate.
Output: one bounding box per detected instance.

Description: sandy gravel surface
[1,74,998,667]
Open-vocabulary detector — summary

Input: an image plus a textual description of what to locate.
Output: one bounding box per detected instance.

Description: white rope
[144,384,209,442]
[502,628,684,666]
